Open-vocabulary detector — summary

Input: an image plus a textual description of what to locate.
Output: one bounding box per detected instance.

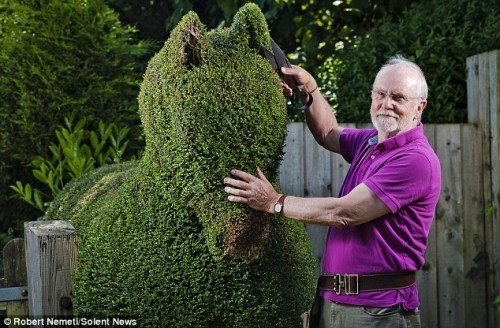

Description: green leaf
[74,118,87,131]
[33,190,45,211]
[24,184,32,200]
[49,143,62,160]
[9,181,24,195]
[33,169,48,184]
[81,144,93,159]
[90,131,98,149]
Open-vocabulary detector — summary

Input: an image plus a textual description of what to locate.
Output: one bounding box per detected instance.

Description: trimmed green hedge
[321,0,500,124]
[46,4,316,327]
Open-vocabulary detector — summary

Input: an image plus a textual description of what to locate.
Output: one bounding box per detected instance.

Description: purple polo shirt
[320,124,441,310]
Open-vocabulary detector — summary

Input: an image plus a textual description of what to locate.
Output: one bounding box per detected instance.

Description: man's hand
[281,66,318,97]
[223,168,280,214]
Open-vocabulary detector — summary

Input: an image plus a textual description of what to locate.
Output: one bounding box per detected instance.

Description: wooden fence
[0,221,76,327]
[278,50,500,328]
[0,238,28,327]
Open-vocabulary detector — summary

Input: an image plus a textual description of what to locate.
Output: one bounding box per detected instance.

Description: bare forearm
[279,195,351,227]
[275,184,391,227]
[304,88,342,153]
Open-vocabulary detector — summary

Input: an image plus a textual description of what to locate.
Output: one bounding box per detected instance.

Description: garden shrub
[46,4,316,327]
[0,0,151,236]
[322,0,500,124]
[10,115,137,213]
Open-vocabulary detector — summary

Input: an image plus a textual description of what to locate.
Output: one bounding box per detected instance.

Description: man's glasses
[371,90,423,105]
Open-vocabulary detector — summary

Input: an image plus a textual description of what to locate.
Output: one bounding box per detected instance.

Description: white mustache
[377,110,399,119]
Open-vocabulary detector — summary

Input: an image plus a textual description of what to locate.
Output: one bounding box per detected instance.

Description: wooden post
[1,238,28,327]
[467,50,500,328]
[24,221,77,324]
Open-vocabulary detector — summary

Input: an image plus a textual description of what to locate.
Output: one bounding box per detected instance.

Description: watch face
[274,203,283,213]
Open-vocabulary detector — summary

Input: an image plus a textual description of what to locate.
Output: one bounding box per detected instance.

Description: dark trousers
[308,295,421,328]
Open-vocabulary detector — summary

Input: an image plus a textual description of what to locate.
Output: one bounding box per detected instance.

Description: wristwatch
[274,195,287,216]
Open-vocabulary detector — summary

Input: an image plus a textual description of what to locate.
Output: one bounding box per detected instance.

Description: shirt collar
[370,123,425,151]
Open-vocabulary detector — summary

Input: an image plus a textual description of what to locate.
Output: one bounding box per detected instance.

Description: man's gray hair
[379,54,428,100]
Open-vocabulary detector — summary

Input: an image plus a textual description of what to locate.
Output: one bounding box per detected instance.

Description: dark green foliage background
[324,0,500,124]
[46,4,316,327]
[0,0,151,234]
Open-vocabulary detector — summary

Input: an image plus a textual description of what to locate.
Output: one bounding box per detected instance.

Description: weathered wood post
[1,238,28,327]
[24,220,77,325]
[467,49,500,328]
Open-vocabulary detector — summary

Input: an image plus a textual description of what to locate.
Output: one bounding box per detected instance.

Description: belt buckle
[333,274,359,295]
[333,274,343,294]
[344,274,359,295]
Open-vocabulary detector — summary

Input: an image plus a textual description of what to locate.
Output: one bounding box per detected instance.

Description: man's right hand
[280,66,318,96]
[281,65,343,154]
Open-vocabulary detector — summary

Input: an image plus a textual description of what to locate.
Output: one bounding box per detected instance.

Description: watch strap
[275,194,287,216]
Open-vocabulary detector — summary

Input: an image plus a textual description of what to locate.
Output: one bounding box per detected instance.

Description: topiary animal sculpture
[46,3,316,327]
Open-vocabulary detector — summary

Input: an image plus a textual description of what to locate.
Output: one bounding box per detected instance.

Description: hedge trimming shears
[261,39,313,113]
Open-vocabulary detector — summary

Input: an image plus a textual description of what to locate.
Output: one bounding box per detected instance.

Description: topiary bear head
[138,3,288,261]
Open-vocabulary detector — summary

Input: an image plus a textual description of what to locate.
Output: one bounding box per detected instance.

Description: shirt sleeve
[340,128,377,164]
[363,151,435,213]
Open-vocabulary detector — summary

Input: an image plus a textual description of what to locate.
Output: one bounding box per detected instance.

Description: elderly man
[224,55,441,328]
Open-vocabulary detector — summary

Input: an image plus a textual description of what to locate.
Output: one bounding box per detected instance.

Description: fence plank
[418,124,439,328]
[24,221,77,325]
[3,239,27,288]
[279,122,305,196]
[303,126,332,274]
[434,124,466,327]
[486,50,500,328]
[461,124,488,327]
[467,55,480,124]
[2,239,28,326]
[304,126,332,198]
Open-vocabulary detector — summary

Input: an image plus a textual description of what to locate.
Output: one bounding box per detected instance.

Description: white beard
[372,109,413,135]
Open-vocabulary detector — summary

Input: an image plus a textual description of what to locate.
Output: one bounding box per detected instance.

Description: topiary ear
[167,11,206,69]
[230,3,271,51]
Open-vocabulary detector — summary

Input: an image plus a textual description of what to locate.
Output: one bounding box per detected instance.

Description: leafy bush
[0,0,151,247]
[321,0,500,123]
[10,115,137,213]
[46,4,316,327]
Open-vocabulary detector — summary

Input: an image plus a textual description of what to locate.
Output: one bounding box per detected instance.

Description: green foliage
[0,0,151,233]
[322,0,500,123]
[485,204,497,217]
[10,115,138,213]
[163,0,284,32]
[46,4,316,327]
[106,0,288,58]
[283,0,417,69]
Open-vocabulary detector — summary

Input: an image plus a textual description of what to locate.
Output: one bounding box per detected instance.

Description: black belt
[318,272,416,295]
